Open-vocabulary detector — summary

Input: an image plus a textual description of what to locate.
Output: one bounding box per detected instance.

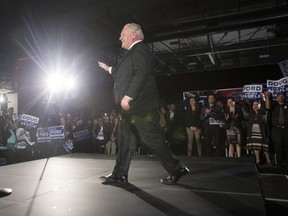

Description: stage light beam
[0,94,5,103]
[46,72,77,93]
[65,77,76,90]
[46,73,62,92]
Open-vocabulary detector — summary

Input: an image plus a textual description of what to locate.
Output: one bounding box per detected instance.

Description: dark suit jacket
[111,42,160,113]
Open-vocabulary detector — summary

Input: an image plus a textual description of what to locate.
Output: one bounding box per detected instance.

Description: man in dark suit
[98,23,189,185]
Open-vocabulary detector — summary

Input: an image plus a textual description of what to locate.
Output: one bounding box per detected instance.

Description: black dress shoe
[99,174,117,183]
[115,175,128,184]
[160,166,189,185]
[0,188,12,197]
[99,174,128,184]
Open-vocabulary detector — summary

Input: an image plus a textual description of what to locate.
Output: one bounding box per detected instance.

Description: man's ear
[132,32,137,39]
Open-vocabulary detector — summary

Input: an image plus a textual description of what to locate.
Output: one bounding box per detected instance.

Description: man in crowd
[98,23,189,185]
[264,91,288,167]
[200,94,223,156]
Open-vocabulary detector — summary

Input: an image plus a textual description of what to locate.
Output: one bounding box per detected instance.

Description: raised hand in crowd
[261,90,271,101]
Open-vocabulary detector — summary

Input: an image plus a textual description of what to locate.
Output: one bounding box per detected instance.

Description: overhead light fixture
[208,53,216,65]
[188,62,197,66]
[259,54,270,58]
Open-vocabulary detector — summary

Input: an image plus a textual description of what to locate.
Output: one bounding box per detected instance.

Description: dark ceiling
[0,0,288,92]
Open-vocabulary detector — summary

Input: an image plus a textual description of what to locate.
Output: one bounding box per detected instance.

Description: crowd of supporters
[0,107,121,164]
[0,90,287,168]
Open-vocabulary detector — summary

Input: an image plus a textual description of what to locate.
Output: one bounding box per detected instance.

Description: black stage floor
[0,154,287,216]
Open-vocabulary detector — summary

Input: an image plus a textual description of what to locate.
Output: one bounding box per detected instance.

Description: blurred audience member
[224,97,243,157]
[241,98,271,165]
[106,117,119,154]
[264,91,288,167]
[165,103,186,155]
[185,97,202,156]
[200,94,223,156]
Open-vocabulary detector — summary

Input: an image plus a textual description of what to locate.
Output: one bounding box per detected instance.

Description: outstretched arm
[98,62,112,73]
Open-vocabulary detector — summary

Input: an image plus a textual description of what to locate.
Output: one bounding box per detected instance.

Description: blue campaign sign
[36,128,51,143]
[48,125,65,139]
[20,114,39,128]
[278,59,288,77]
[267,77,288,100]
[242,85,263,99]
[73,129,90,141]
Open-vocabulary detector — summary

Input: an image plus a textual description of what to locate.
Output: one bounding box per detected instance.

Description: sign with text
[242,85,263,99]
[209,118,225,127]
[20,114,39,128]
[278,59,288,77]
[267,77,288,100]
[48,125,65,139]
[36,128,51,143]
[73,129,90,141]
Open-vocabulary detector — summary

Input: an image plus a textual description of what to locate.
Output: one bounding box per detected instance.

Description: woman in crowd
[224,97,243,157]
[1,120,14,148]
[241,98,271,165]
[106,116,119,155]
[185,97,202,156]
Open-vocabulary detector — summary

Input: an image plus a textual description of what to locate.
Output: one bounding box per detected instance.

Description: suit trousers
[112,109,183,178]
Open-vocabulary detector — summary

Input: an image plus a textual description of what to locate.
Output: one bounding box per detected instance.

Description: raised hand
[98,62,110,72]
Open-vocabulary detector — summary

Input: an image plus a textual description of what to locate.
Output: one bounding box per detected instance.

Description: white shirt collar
[128,40,142,50]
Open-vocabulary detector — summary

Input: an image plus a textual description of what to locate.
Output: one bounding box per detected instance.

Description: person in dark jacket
[224,97,243,157]
[200,94,223,156]
[264,91,288,167]
[165,102,186,155]
[241,98,271,165]
[98,23,188,185]
[185,97,202,156]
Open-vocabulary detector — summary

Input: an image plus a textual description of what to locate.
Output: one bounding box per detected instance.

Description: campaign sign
[48,125,65,139]
[278,59,288,77]
[20,114,39,128]
[242,85,263,99]
[37,128,51,143]
[63,140,74,153]
[73,129,90,141]
[209,118,225,127]
[267,77,288,100]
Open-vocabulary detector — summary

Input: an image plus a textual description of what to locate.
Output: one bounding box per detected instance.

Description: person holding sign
[241,97,271,165]
[200,94,223,156]
[264,91,288,168]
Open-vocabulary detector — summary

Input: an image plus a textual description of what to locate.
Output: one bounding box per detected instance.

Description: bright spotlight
[46,73,62,92]
[46,72,77,93]
[65,77,76,90]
